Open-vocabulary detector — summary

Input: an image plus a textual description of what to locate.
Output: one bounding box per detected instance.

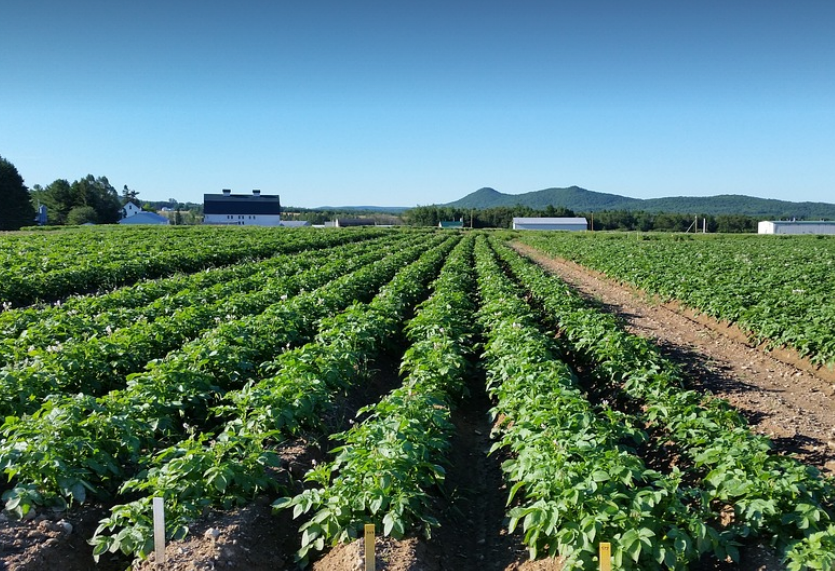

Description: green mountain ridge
[314,205,408,214]
[444,186,835,219]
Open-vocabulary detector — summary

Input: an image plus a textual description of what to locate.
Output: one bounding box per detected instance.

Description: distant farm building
[758,221,835,235]
[121,202,143,220]
[34,205,48,226]
[119,201,170,225]
[333,218,376,228]
[204,190,281,226]
[512,217,588,231]
[118,211,170,225]
[279,220,312,228]
[439,220,464,229]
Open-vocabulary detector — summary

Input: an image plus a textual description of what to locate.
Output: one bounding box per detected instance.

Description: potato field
[1,226,834,571]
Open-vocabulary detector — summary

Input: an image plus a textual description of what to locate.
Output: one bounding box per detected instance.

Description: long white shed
[758,221,835,235]
[512,217,588,231]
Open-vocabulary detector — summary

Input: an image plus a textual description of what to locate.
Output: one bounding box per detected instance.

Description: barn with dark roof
[203,189,281,226]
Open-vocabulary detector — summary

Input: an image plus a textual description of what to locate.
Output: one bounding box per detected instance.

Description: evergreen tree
[0,155,36,230]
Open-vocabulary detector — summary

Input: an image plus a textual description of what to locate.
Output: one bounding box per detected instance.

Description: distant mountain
[315,205,408,214]
[445,186,835,219]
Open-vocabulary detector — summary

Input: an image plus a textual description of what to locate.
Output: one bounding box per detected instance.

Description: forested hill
[445,186,835,218]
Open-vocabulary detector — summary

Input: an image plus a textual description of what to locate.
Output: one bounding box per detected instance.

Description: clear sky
[2,1,834,208]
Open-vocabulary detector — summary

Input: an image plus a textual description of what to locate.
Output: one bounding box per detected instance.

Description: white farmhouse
[758,221,835,235]
[121,201,143,219]
[512,217,588,231]
[203,190,281,226]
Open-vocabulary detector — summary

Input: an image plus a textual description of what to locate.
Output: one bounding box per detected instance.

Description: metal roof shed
[758,221,835,235]
[512,217,588,231]
[118,211,170,225]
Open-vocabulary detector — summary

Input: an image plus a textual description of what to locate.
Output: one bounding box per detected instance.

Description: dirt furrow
[427,373,525,571]
[512,242,835,475]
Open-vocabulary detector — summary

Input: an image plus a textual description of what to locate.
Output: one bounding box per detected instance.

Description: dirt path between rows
[512,243,835,476]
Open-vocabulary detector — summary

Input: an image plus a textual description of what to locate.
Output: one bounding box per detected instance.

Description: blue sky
[2,1,834,208]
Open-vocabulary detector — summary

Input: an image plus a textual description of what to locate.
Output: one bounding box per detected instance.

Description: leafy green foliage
[474,237,720,569]
[0,234,413,412]
[89,234,460,562]
[497,237,835,568]
[1,234,444,518]
[0,225,394,307]
[275,236,478,560]
[4,227,835,569]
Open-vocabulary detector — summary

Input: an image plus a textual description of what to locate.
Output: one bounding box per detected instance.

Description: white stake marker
[153,496,166,565]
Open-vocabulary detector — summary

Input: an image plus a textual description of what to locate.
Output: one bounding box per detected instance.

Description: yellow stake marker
[364,524,375,571]
[599,542,611,571]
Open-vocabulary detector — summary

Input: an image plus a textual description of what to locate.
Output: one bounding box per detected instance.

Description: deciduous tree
[67,205,98,225]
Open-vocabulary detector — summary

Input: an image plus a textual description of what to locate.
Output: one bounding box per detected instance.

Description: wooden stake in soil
[152,496,166,565]
[364,523,375,571]
[599,542,611,571]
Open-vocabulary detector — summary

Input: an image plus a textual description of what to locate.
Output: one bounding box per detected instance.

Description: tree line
[0,155,206,230]
[402,204,759,233]
[29,176,126,226]
[0,154,132,229]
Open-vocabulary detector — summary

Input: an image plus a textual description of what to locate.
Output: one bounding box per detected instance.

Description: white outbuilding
[512,217,588,231]
[758,221,835,235]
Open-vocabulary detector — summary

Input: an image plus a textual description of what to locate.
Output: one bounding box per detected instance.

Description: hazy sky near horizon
[2,1,834,207]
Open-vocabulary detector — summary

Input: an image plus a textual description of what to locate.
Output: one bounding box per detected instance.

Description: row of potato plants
[517,232,835,367]
[0,232,414,364]
[0,226,394,306]
[474,237,731,569]
[89,235,462,561]
[274,234,478,561]
[0,234,413,393]
[0,235,417,417]
[494,239,835,570]
[0,229,401,328]
[0,235,452,522]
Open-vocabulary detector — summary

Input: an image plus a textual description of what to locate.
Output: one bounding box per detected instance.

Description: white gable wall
[121,202,143,219]
[204,214,282,226]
